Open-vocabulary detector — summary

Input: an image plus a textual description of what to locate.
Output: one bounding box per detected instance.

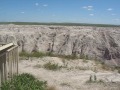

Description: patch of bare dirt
[19,57,120,90]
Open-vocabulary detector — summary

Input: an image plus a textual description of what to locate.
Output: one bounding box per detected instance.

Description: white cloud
[82,5,93,11]
[83,6,87,9]
[89,14,94,16]
[21,12,25,14]
[35,3,39,6]
[43,4,48,7]
[107,8,113,11]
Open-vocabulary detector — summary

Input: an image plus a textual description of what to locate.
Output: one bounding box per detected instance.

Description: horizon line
[0,22,120,27]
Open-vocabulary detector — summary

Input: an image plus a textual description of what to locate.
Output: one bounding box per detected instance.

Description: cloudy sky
[0,0,120,25]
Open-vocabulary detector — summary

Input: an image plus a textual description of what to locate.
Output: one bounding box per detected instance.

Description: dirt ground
[19,57,120,90]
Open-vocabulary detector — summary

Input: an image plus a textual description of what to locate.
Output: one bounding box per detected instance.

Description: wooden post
[1,59,4,83]
[10,51,13,79]
[14,47,17,75]
[7,51,10,80]
[0,52,7,84]
[4,52,8,81]
[5,52,8,81]
[17,47,19,74]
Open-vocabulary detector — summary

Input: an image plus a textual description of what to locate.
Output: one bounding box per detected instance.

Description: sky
[0,0,120,25]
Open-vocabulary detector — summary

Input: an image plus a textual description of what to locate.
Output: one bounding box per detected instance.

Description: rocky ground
[19,57,120,90]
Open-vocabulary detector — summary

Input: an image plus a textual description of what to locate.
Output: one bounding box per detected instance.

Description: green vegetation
[58,54,78,60]
[19,51,91,60]
[19,51,31,57]
[43,62,62,71]
[80,54,89,60]
[0,22,119,27]
[19,51,78,60]
[20,51,120,72]
[19,51,47,58]
[1,73,47,90]
[114,66,120,73]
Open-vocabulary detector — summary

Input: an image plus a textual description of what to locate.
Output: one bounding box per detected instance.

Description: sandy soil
[19,57,120,90]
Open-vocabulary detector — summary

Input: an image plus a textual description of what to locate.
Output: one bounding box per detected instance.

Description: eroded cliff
[0,24,120,66]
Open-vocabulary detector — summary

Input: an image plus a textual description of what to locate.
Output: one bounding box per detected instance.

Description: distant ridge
[0,22,120,27]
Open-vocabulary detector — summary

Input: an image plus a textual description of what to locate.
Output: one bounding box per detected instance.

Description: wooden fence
[0,43,19,86]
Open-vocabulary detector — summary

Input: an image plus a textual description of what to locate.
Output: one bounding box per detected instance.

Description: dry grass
[43,62,62,71]
[47,86,56,90]
[60,83,71,87]
[34,64,42,68]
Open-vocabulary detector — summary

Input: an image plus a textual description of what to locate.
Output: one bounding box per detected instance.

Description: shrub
[58,54,78,60]
[80,54,89,60]
[19,51,30,57]
[31,52,46,58]
[1,73,47,90]
[114,66,120,73]
[19,51,79,60]
[43,62,62,71]
[19,51,46,58]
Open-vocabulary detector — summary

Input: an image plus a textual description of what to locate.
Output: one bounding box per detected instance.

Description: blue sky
[0,0,120,25]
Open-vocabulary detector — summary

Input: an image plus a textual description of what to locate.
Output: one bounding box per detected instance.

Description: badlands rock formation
[0,24,120,66]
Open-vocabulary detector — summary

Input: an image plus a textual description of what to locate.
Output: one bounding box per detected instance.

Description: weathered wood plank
[0,43,13,52]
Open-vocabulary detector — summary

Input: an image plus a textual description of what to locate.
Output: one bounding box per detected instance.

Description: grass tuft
[47,86,56,90]
[19,51,79,60]
[19,51,46,58]
[43,62,62,71]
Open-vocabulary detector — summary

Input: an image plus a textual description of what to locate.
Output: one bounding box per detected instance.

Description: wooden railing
[0,43,19,86]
